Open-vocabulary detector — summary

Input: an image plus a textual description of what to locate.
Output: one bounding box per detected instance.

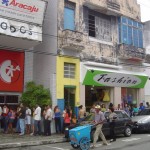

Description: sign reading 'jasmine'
[93,73,141,87]
[83,70,148,88]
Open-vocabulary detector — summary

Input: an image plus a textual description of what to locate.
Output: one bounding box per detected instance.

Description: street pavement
[0,133,66,149]
[2,133,150,150]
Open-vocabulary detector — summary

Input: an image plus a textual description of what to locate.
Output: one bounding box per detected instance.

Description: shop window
[64,63,75,78]
[121,88,138,107]
[118,16,143,48]
[5,95,19,104]
[0,95,19,105]
[0,96,5,104]
[64,0,75,30]
[88,10,112,42]
[89,14,95,37]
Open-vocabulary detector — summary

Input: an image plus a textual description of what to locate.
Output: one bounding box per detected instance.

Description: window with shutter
[118,16,143,48]
[64,1,75,30]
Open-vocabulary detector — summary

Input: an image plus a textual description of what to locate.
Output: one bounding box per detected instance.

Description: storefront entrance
[64,87,75,112]
[85,85,111,111]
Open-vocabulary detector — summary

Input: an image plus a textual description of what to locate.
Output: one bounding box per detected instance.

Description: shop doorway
[85,86,111,112]
[64,87,75,112]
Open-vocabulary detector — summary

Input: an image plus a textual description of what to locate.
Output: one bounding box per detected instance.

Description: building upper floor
[58,0,145,63]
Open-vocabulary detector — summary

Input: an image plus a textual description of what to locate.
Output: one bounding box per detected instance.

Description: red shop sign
[0,50,24,92]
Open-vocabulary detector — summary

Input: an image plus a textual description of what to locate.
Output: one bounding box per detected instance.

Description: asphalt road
[3,133,150,150]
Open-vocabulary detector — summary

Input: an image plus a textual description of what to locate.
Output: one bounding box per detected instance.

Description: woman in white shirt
[25,107,31,134]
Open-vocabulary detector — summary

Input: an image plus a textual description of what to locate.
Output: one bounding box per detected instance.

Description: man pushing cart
[69,105,108,150]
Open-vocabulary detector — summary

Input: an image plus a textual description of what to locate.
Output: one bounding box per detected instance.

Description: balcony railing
[145,54,150,63]
[117,44,146,61]
[61,30,85,51]
[83,0,121,15]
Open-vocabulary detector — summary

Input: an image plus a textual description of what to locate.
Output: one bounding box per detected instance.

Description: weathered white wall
[33,0,58,107]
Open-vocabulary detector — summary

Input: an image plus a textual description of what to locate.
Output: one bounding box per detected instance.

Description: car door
[114,111,126,134]
[146,109,150,130]
[102,112,110,136]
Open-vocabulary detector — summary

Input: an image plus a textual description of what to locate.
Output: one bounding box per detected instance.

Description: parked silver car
[132,108,150,133]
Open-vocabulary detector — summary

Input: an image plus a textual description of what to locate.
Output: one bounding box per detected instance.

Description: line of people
[0,104,42,135]
[0,104,80,136]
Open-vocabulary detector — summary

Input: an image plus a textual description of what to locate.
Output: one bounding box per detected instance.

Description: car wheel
[124,126,132,137]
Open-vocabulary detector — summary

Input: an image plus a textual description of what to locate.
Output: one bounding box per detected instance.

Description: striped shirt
[94,111,105,123]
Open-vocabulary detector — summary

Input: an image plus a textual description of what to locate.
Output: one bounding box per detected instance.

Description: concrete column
[80,83,85,107]
[138,88,145,105]
[113,87,121,108]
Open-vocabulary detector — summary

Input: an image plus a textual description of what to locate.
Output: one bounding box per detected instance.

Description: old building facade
[0,0,148,116]
[143,21,150,103]
[57,0,148,112]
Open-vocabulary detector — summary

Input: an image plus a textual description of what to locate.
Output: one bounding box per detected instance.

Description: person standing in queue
[108,107,118,142]
[92,105,108,148]
[18,103,26,136]
[34,104,41,136]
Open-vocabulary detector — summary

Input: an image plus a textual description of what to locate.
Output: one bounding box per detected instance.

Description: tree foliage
[21,81,51,108]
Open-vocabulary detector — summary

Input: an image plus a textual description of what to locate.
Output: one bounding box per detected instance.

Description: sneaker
[19,133,24,136]
[91,145,95,149]
[110,139,116,142]
[30,133,33,136]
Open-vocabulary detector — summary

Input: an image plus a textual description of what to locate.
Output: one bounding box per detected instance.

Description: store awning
[82,66,148,89]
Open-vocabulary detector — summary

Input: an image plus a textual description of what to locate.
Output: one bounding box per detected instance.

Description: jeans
[3,116,9,132]
[16,118,21,132]
[0,116,2,131]
[34,120,41,135]
[44,120,51,136]
[109,122,116,140]
[19,119,25,134]
[55,118,61,133]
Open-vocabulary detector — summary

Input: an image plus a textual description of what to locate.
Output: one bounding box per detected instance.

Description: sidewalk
[0,133,67,149]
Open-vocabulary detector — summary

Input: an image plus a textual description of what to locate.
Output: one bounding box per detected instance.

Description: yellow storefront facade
[56,56,80,114]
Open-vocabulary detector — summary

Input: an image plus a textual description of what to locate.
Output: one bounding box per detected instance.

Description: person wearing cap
[92,105,108,148]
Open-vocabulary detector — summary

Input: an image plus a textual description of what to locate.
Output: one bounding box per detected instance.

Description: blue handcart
[69,124,92,150]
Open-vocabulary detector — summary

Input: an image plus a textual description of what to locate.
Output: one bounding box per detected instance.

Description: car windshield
[138,109,150,116]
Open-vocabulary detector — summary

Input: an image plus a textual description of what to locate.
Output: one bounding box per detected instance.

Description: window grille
[64,63,75,79]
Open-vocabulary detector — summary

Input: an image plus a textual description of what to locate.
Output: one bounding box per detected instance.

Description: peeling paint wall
[58,0,141,63]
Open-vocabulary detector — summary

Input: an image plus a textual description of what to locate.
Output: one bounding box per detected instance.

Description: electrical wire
[0,1,150,69]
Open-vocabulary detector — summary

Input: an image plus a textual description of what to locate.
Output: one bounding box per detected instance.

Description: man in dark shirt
[19,103,26,135]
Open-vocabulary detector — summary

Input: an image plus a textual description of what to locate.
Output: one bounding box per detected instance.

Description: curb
[0,137,67,149]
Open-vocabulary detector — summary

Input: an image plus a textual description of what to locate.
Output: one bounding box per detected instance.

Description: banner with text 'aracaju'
[0,0,47,25]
